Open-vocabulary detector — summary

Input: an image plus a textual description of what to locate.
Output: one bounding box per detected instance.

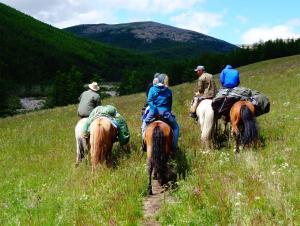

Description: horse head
[190,96,201,114]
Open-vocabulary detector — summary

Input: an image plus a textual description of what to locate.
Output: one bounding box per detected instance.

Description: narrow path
[142,180,168,226]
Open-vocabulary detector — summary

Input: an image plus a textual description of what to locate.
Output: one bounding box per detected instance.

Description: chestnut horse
[230,100,258,153]
[89,117,117,172]
[190,97,215,150]
[144,120,173,195]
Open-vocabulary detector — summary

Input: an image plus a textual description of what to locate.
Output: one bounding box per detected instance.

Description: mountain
[64,22,238,58]
[0,3,160,85]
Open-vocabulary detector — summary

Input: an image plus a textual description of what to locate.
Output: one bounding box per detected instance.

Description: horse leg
[148,159,153,195]
[75,137,85,166]
[233,131,242,153]
[106,144,113,168]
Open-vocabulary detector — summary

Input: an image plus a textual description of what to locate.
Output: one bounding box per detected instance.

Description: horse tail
[240,105,258,145]
[91,121,105,169]
[152,126,167,185]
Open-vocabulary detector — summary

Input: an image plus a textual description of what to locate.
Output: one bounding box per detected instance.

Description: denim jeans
[141,110,179,150]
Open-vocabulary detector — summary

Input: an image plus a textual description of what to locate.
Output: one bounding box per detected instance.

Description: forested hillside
[0,3,162,84]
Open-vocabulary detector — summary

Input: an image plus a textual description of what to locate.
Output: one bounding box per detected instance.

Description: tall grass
[0,55,300,225]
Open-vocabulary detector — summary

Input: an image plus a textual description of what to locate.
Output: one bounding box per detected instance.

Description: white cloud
[53,10,118,28]
[98,0,205,13]
[2,0,206,28]
[242,22,300,44]
[171,11,223,34]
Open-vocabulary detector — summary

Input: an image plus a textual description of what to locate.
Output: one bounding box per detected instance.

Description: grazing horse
[144,121,173,195]
[230,100,258,153]
[190,97,215,150]
[75,118,89,165]
[89,117,117,172]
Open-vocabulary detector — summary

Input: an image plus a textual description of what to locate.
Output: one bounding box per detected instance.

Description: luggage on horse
[251,90,270,116]
[114,114,130,145]
[82,105,130,145]
[212,87,270,119]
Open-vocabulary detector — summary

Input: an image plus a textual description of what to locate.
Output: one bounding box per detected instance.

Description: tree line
[119,38,300,94]
[2,38,300,116]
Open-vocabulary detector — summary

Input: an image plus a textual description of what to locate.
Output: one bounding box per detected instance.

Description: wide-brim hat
[194,65,205,71]
[88,82,100,91]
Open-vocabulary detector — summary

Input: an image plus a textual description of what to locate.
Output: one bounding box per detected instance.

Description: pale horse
[75,118,89,165]
[190,97,215,150]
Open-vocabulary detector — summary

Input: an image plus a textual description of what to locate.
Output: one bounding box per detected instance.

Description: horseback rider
[190,65,217,118]
[220,65,240,88]
[141,73,179,152]
[77,82,101,118]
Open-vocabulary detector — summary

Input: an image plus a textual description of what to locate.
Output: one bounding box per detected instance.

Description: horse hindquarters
[197,100,215,150]
[240,106,258,145]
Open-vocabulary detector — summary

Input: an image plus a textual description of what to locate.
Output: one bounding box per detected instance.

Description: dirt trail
[143,180,170,226]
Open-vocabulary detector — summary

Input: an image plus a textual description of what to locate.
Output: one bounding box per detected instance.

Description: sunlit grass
[0,55,300,225]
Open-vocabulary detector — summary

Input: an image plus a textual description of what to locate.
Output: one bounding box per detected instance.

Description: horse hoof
[75,162,80,168]
[148,189,153,195]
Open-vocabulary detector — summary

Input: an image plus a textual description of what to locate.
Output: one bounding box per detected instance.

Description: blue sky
[2,0,300,44]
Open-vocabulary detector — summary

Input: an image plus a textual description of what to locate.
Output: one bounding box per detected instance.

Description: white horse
[75,118,89,165]
[190,97,215,150]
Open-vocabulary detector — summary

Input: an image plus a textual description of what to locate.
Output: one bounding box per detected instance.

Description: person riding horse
[141,73,179,152]
[77,82,101,118]
[190,65,217,119]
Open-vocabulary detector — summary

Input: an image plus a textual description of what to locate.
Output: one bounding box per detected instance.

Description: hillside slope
[64,21,238,59]
[0,3,158,84]
[0,55,299,224]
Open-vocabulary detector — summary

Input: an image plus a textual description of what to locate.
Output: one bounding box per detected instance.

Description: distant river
[18,97,46,112]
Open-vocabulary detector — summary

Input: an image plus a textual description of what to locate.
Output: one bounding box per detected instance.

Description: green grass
[1,55,300,225]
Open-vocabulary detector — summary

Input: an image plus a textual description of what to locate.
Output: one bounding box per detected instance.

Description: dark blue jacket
[147,84,172,114]
[220,65,240,88]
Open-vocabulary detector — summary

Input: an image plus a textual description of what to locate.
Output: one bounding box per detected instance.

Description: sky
[2,0,300,44]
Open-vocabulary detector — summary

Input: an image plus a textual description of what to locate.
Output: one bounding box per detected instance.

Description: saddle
[147,115,173,129]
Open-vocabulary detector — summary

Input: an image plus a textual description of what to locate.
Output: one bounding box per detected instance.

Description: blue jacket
[147,84,172,114]
[220,65,240,88]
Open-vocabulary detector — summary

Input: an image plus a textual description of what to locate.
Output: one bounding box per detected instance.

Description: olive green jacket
[77,89,101,117]
[197,72,217,99]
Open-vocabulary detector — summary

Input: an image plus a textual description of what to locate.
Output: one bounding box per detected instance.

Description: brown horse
[144,120,173,195]
[230,100,258,153]
[89,117,117,172]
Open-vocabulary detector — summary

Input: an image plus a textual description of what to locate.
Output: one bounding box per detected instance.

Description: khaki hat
[88,82,100,91]
[194,65,205,71]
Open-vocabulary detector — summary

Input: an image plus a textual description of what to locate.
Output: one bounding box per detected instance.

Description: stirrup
[189,112,197,118]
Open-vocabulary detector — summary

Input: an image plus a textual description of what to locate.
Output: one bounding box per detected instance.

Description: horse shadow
[165,147,190,190]
[110,143,131,168]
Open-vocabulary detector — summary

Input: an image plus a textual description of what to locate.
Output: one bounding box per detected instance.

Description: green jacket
[83,105,130,145]
[77,89,101,117]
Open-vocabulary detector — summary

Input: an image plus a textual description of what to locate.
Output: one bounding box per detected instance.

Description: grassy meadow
[0,55,300,225]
